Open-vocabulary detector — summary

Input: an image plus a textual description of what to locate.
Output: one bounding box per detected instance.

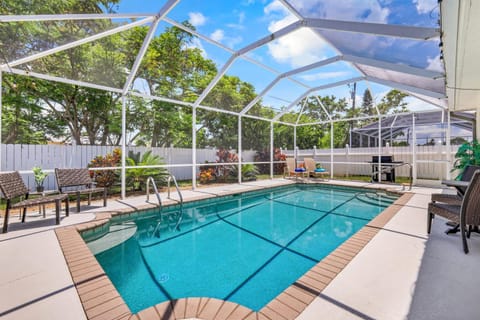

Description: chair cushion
[294,168,306,172]
[315,168,326,172]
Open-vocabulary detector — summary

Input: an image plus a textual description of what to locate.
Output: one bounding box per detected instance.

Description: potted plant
[32,166,48,192]
[452,139,480,179]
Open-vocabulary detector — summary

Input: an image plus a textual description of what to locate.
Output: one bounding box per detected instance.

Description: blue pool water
[88,185,397,313]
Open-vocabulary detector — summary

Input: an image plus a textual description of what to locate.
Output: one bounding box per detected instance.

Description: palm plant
[126,150,167,190]
[452,139,480,179]
[230,163,259,182]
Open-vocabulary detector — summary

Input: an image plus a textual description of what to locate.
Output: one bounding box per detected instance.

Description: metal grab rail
[146,176,162,208]
[167,175,184,230]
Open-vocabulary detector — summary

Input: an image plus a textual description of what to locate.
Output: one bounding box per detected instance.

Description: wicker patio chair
[0,171,69,233]
[304,157,329,180]
[427,170,480,254]
[55,168,107,212]
[431,165,480,205]
[284,157,306,178]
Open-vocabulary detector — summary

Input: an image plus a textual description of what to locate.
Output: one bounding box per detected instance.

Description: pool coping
[55,185,413,320]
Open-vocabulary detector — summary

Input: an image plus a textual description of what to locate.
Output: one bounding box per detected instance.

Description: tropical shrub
[88,148,121,187]
[198,164,216,184]
[230,163,259,182]
[126,150,167,190]
[254,148,286,174]
[198,148,239,183]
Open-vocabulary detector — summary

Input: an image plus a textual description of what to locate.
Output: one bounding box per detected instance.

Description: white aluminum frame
[0,0,451,196]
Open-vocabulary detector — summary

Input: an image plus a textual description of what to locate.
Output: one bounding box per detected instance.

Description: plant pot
[36,186,45,193]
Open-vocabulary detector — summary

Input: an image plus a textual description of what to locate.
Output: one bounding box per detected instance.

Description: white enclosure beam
[270,123,274,179]
[240,78,281,115]
[330,121,334,178]
[163,17,235,55]
[122,0,180,94]
[295,98,308,125]
[315,95,332,120]
[237,21,302,55]
[6,67,123,93]
[285,56,343,77]
[343,54,444,79]
[192,107,197,190]
[278,0,304,20]
[238,116,242,184]
[366,76,446,99]
[273,76,365,121]
[446,111,452,180]
[406,92,447,109]
[240,56,341,115]
[193,55,237,107]
[305,18,439,40]
[4,17,154,68]
[122,19,161,94]
[412,113,417,183]
[194,20,304,108]
[0,13,154,22]
[130,92,192,107]
[120,96,127,199]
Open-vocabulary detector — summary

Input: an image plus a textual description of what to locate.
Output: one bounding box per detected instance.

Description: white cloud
[300,71,350,81]
[267,29,331,68]
[238,11,246,24]
[288,0,389,23]
[210,29,243,49]
[413,0,437,15]
[405,96,438,111]
[226,11,246,30]
[188,12,207,27]
[263,1,330,68]
[210,29,225,42]
[426,55,444,72]
[226,36,243,48]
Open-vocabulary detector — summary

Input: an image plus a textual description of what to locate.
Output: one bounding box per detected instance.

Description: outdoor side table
[26,189,60,219]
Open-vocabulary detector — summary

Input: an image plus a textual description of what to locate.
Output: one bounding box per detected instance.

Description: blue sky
[114,0,442,113]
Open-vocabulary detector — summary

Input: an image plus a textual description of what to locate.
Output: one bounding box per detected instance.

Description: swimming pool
[87,184,397,313]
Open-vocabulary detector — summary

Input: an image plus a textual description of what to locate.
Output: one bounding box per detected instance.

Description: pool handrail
[167,174,184,230]
[146,176,162,209]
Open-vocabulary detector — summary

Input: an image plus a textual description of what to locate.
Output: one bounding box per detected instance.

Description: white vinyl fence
[0,144,257,190]
[0,144,459,191]
[285,144,460,182]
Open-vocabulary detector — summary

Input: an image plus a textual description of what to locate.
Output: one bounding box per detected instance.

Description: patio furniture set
[0,168,107,233]
[428,165,480,254]
[284,157,329,180]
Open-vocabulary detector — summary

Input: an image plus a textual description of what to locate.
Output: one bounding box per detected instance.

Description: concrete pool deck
[0,179,479,319]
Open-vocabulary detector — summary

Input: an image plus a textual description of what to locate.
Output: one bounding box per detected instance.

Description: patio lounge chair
[304,157,329,180]
[55,168,107,212]
[427,170,480,254]
[431,165,480,205]
[284,157,306,178]
[0,171,69,233]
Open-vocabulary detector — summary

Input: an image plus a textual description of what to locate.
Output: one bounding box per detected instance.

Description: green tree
[1,0,127,145]
[127,24,216,147]
[362,88,374,116]
[376,89,409,114]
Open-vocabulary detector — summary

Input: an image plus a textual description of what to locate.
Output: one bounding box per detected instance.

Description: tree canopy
[1,0,411,150]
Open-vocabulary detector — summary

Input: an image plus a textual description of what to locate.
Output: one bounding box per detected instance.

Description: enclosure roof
[0,0,448,124]
[352,110,474,139]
